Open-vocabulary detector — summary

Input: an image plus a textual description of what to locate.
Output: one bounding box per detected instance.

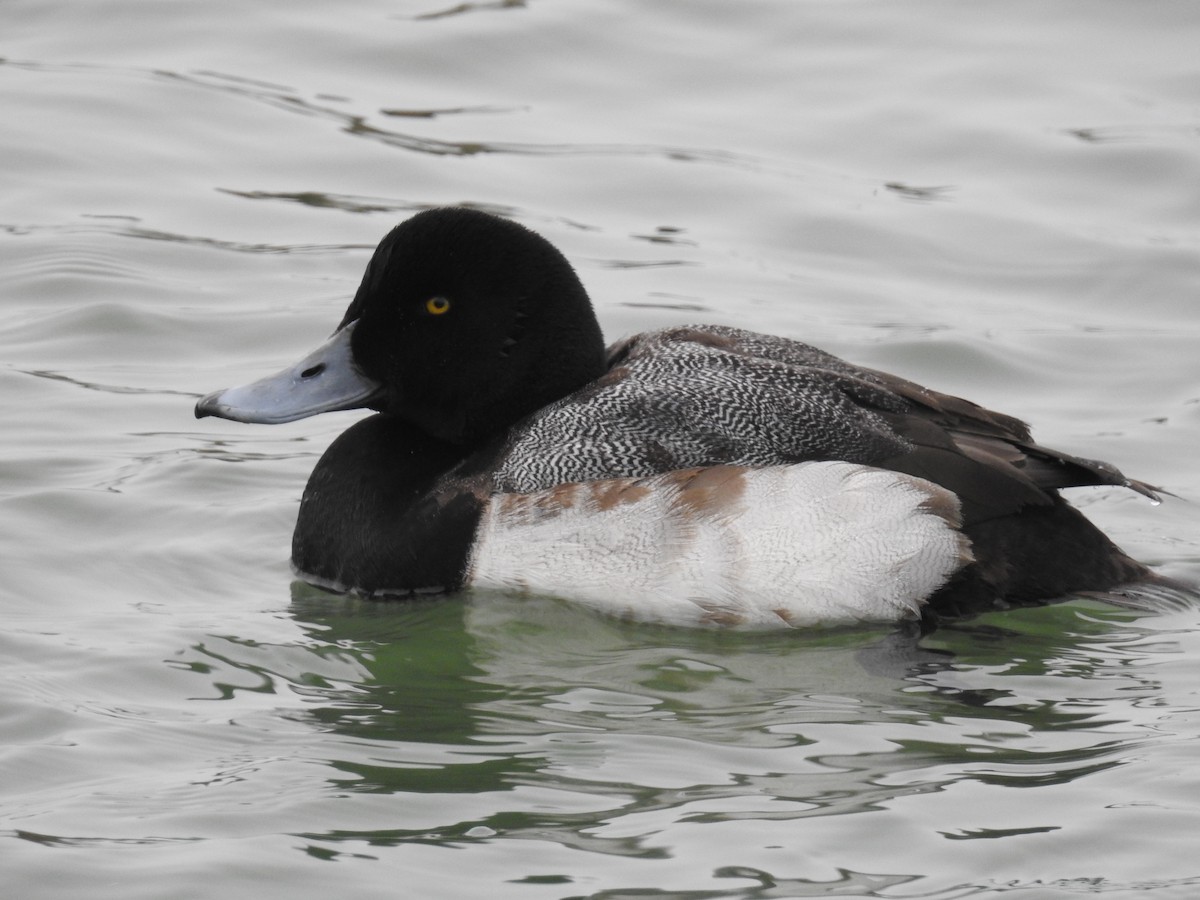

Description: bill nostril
[301,363,325,378]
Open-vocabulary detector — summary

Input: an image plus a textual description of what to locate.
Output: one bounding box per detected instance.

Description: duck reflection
[187,583,1176,865]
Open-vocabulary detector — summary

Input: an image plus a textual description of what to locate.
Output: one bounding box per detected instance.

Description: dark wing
[493,324,1156,515]
[857,365,1161,512]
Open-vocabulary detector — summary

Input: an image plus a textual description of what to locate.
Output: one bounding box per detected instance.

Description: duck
[195,207,1171,629]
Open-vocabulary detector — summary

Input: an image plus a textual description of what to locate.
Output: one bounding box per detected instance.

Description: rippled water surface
[3,1,1200,897]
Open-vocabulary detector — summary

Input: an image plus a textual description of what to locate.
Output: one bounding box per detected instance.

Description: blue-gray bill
[194,322,381,424]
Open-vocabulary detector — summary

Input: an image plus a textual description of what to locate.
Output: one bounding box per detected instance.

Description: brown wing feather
[856,367,1160,508]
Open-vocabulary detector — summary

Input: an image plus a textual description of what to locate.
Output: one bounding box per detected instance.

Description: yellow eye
[425,296,451,316]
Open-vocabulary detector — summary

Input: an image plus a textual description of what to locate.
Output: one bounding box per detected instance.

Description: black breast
[292,415,486,595]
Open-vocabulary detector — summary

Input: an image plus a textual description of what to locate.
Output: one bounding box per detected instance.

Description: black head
[341,208,607,443]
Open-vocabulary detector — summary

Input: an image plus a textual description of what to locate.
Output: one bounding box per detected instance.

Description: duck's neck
[291,414,486,595]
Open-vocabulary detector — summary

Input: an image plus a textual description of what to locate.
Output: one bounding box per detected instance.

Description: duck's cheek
[195,322,382,424]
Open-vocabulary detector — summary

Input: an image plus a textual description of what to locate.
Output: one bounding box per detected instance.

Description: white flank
[466,462,973,629]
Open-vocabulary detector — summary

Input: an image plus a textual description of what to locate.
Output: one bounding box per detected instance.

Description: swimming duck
[196,207,1167,628]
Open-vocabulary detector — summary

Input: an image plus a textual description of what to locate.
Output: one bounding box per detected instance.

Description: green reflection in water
[178,584,1183,868]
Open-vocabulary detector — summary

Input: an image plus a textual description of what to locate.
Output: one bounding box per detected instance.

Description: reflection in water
[410,0,527,23]
[191,584,1186,883]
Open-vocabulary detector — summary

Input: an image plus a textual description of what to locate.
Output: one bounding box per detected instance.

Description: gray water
[3,1,1200,897]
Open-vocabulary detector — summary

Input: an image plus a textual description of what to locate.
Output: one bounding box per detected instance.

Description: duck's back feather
[489,324,1134,500]
[492,325,911,491]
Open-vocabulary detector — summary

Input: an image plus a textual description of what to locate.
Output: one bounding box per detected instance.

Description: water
[3,1,1200,897]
